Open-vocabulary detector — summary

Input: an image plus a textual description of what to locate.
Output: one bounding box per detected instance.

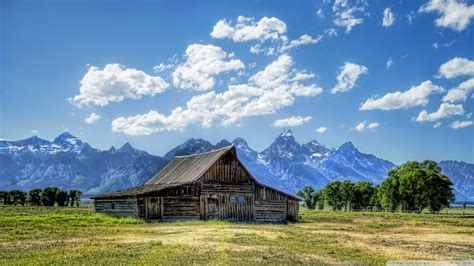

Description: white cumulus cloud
[450,120,473,129]
[281,34,322,52]
[382,8,396,27]
[355,121,379,132]
[112,55,323,135]
[272,116,312,127]
[442,78,474,103]
[360,80,444,110]
[438,57,474,79]
[433,122,442,128]
[31,129,39,134]
[332,0,368,33]
[415,102,464,122]
[419,0,474,32]
[70,64,169,107]
[85,113,101,124]
[316,127,327,133]
[210,16,287,42]
[331,62,368,94]
[172,44,245,91]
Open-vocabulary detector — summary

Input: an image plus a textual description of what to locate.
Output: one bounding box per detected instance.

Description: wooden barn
[92,145,300,222]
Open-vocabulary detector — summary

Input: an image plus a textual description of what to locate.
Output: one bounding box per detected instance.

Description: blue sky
[1,0,473,164]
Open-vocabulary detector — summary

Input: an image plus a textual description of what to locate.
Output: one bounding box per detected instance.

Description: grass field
[0,206,473,265]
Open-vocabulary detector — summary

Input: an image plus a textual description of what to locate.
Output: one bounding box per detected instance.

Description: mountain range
[0,130,473,201]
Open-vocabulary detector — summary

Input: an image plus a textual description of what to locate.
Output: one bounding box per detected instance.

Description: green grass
[0,206,473,265]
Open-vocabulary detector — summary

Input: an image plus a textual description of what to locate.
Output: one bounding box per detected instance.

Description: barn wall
[254,200,286,222]
[254,185,299,222]
[287,199,299,221]
[138,184,201,221]
[94,198,138,217]
[200,193,254,221]
[161,196,200,221]
[201,152,253,184]
[137,197,146,219]
[200,152,255,221]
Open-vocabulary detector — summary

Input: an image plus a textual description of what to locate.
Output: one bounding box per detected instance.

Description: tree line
[0,187,83,207]
[297,160,454,213]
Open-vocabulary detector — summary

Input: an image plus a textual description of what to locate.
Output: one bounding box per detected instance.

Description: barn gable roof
[92,145,235,199]
[92,144,299,200]
[146,145,235,185]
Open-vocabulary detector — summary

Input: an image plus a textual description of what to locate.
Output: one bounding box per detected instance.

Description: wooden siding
[94,198,138,217]
[254,184,300,222]
[254,200,286,222]
[137,197,146,219]
[201,152,252,184]
[199,152,255,221]
[201,193,254,221]
[161,196,200,221]
[287,199,299,221]
[201,183,253,194]
[255,185,287,201]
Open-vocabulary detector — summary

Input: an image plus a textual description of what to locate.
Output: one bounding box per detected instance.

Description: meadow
[0,205,473,265]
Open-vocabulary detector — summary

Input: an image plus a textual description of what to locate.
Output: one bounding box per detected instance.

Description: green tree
[352,181,374,211]
[425,167,454,212]
[56,189,69,207]
[324,181,344,211]
[0,191,9,205]
[314,190,325,210]
[68,190,82,207]
[297,186,317,209]
[398,166,428,212]
[341,180,355,211]
[9,190,26,206]
[27,189,43,206]
[378,160,454,213]
[41,187,58,206]
[378,170,401,211]
[369,185,382,211]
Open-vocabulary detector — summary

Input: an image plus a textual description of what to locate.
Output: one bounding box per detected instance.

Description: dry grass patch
[1,206,473,265]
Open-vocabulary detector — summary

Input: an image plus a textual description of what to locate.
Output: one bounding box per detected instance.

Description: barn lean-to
[92,145,300,222]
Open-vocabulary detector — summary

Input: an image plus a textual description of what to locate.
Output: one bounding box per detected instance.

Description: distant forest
[0,187,82,207]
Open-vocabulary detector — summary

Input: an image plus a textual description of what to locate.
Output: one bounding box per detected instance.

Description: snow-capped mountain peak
[279,129,294,138]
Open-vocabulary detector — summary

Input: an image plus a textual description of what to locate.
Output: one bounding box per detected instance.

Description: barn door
[206,197,219,220]
[228,194,250,221]
[146,197,161,220]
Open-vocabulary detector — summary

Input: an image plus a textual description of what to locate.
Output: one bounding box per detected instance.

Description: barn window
[180,186,192,195]
[230,195,245,204]
[111,203,115,209]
